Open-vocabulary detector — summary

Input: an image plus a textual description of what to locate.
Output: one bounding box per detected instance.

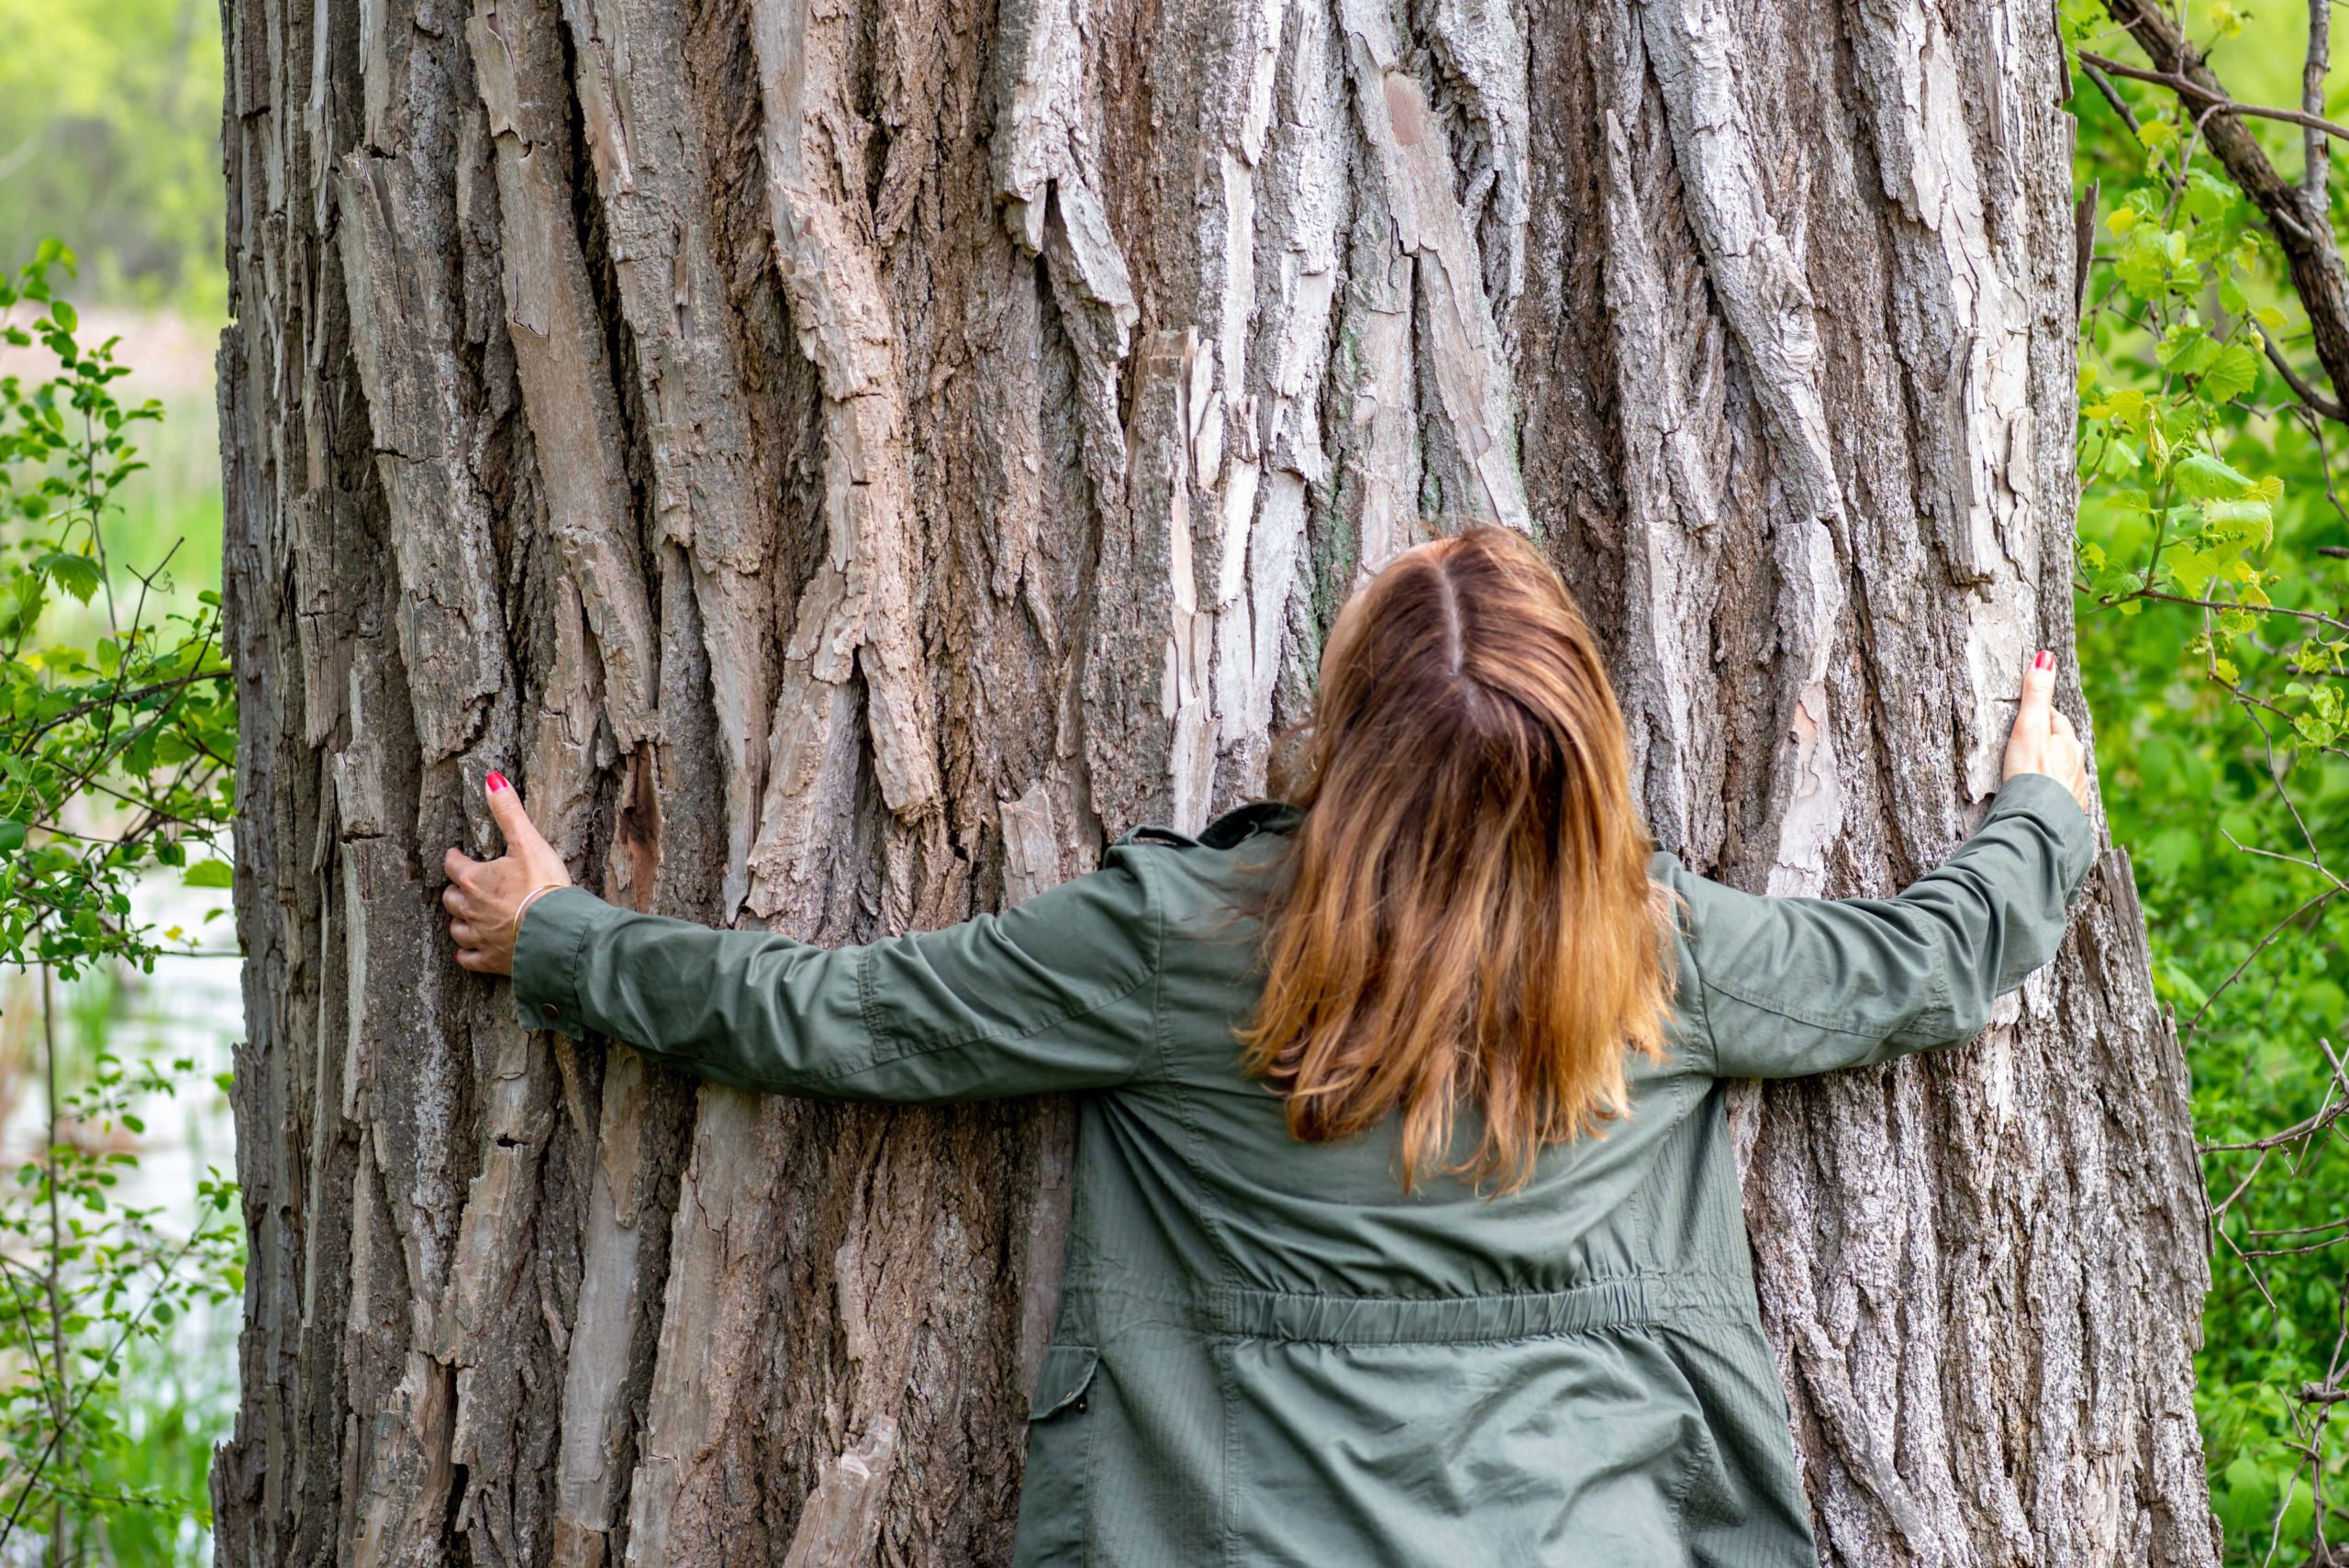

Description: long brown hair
[1237,527,1675,1195]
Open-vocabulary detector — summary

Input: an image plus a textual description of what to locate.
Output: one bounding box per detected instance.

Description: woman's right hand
[443,772,573,976]
[2001,650,2093,815]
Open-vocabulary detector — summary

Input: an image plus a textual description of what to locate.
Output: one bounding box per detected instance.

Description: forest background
[1,0,2343,1561]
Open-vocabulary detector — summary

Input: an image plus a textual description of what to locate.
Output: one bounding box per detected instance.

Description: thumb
[484,771,548,852]
[2017,649,2055,728]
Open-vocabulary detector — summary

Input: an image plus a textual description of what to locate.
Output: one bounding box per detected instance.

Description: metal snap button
[540,1002,561,1020]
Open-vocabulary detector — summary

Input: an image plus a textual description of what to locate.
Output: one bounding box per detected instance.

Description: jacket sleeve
[1657,771,2099,1079]
[507,847,1163,1101]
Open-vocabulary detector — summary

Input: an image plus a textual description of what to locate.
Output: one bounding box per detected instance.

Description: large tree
[209,0,2217,1561]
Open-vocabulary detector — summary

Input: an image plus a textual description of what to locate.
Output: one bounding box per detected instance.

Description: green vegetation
[0,10,269,1562]
[0,0,224,320]
[2067,1,2349,1554]
[0,246,240,1562]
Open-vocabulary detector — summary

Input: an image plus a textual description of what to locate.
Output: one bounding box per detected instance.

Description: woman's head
[1240,527,1675,1194]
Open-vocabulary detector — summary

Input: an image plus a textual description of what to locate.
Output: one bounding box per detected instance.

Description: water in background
[0,862,240,1565]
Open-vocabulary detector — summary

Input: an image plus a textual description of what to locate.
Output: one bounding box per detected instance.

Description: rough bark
[211,0,2217,1562]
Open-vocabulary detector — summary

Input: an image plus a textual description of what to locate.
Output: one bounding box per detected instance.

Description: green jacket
[511,772,2097,1565]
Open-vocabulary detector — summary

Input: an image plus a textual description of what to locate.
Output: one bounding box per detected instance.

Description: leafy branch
[2068,2,2349,1551]
[0,240,243,1560]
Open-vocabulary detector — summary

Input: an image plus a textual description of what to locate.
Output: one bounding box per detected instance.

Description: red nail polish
[2033,651,2053,671]
[486,771,508,793]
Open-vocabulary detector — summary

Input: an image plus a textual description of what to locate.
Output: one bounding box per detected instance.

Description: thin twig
[6,671,229,753]
[2131,587,2349,635]
[2254,315,2349,421]
[2250,1218,2349,1238]
[2185,887,2346,1038]
[2205,1048,2349,1153]
[2217,828,2337,875]
[36,966,66,1568]
[2219,1223,2288,1319]
[2082,57,2143,135]
[2079,50,2349,144]
[2228,684,2328,873]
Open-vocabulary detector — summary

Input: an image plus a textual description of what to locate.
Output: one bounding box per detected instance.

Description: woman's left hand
[443,772,573,976]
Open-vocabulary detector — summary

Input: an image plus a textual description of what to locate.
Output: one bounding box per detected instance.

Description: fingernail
[2033,650,2053,671]
[486,771,508,794]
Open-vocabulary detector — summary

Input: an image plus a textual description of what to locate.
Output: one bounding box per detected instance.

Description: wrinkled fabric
[512,772,2097,1566]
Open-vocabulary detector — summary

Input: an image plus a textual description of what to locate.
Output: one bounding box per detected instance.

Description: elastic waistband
[1060,1272,1755,1345]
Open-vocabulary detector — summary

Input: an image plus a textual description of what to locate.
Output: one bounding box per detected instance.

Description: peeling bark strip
[468,0,658,754]
[215,0,2216,1563]
[742,0,945,922]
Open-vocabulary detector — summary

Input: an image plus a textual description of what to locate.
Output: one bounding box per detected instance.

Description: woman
[444,527,2095,1565]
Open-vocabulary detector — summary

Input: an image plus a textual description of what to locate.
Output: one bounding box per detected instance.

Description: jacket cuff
[511,886,615,1040]
[1987,771,2099,905]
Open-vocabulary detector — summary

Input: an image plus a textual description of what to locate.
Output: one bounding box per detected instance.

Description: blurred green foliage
[0,247,239,1563]
[2068,1,2349,1554]
[0,0,224,319]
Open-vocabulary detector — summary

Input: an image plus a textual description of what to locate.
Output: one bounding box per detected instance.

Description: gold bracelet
[508,882,572,945]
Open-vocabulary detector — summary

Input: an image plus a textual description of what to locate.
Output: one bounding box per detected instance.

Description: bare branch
[2127,586,2349,637]
[2254,315,2349,421]
[2077,50,2349,145]
[2248,1218,2349,1239]
[2204,1041,2349,1151]
[2308,0,2332,205]
[2076,180,2101,314]
[2081,58,2143,136]
[2226,679,2328,872]
[2184,888,2345,1038]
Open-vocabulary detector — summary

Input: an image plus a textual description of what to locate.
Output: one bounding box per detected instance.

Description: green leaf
[2101,388,2149,426]
[2157,958,2210,1010]
[2116,228,2174,296]
[47,299,75,334]
[33,551,101,605]
[2197,344,2260,404]
[2165,546,2221,598]
[2170,451,2255,499]
[0,820,22,855]
[181,861,235,888]
[2159,328,2221,377]
[2199,497,2273,547]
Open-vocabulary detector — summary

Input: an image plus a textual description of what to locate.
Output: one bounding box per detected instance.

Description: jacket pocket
[1011,1344,1099,1567]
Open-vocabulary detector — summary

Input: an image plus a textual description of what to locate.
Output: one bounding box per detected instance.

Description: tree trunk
[210,0,2217,1562]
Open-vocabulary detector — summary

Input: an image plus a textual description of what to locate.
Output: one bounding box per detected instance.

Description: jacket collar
[1119,800,1304,851]
[1199,800,1304,849]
